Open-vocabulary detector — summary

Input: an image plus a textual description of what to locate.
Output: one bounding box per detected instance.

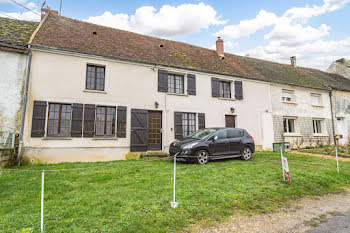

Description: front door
[225,115,236,128]
[148,111,162,150]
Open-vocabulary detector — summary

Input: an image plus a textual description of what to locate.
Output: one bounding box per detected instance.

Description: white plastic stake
[280,147,285,181]
[336,147,339,173]
[41,170,45,232]
[170,154,178,208]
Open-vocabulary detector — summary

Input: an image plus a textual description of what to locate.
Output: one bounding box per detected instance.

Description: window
[86,65,105,91]
[219,80,231,98]
[228,129,243,138]
[168,74,184,94]
[283,118,296,133]
[96,106,116,136]
[311,94,322,106]
[313,120,323,134]
[282,90,294,102]
[182,113,196,137]
[47,103,72,136]
[214,129,228,139]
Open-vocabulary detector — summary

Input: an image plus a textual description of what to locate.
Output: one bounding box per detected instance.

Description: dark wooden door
[225,115,236,128]
[130,109,148,152]
[148,111,162,150]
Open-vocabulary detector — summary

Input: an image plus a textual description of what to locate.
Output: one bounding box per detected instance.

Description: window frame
[168,73,184,94]
[311,93,322,106]
[282,90,294,102]
[182,112,196,137]
[86,64,106,91]
[47,103,72,137]
[283,117,296,134]
[219,80,231,98]
[95,106,116,137]
[312,119,323,135]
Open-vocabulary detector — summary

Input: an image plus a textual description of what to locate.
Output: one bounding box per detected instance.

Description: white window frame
[282,89,295,102]
[311,93,323,106]
[312,119,323,135]
[283,117,297,134]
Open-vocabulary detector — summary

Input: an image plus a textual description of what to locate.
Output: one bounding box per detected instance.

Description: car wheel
[241,147,252,161]
[196,150,209,164]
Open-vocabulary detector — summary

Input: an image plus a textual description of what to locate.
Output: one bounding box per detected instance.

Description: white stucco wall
[335,90,350,145]
[0,50,27,132]
[23,49,274,162]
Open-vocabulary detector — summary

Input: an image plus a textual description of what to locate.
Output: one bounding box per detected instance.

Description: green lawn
[1,152,350,233]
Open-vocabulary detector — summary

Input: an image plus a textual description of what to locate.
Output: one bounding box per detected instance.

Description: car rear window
[227,129,244,138]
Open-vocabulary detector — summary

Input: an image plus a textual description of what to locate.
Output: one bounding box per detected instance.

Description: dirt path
[292,150,350,162]
[192,188,350,233]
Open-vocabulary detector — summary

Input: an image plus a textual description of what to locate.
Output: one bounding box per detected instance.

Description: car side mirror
[213,135,218,141]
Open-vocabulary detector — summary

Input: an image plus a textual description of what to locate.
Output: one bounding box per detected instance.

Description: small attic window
[159,44,163,48]
[92,31,97,35]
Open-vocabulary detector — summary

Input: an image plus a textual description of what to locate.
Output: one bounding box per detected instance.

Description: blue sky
[1,0,349,70]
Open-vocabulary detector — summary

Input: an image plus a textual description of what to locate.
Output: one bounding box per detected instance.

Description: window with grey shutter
[83,104,96,137]
[71,103,83,137]
[187,74,196,95]
[31,101,47,137]
[198,113,205,129]
[117,106,127,138]
[174,112,183,140]
[234,81,243,100]
[211,77,220,97]
[158,69,168,92]
[130,109,148,151]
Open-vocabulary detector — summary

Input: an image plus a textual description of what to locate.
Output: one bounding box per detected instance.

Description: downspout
[18,45,32,163]
[328,87,337,145]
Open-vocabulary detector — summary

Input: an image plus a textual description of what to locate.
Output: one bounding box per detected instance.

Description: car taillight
[250,136,254,142]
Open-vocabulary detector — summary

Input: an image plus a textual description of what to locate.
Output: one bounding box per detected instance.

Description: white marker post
[41,170,45,232]
[170,153,178,208]
[280,147,285,181]
[336,147,339,173]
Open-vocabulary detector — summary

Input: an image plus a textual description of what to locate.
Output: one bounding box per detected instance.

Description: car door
[227,129,243,154]
[209,129,230,156]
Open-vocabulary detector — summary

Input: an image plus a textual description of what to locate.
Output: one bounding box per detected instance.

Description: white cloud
[215,10,278,39]
[0,10,40,21]
[85,2,226,37]
[0,0,27,3]
[210,41,238,50]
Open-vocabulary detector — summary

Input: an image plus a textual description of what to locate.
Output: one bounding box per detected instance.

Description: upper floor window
[86,65,105,91]
[168,74,184,94]
[182,112,196,137]
[219,80,231,98]
[283,118,296,133]
[313,119,323,134]
[282,90,294,102]
[47,103,72,136]
[96,106,116,136]
[311,93,322,106]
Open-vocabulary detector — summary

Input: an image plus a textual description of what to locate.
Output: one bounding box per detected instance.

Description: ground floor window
[313,119,323,134]
[47,103,72,136]
[182,113,196,137]
[96,106,116,136]
[283,118,296,133]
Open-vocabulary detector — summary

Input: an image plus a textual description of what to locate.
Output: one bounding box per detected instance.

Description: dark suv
[169,128,255,164]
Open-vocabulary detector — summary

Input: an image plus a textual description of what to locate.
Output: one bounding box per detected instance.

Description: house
[327,58,350,79]
[19,10,350,162]
[0,17,38,151]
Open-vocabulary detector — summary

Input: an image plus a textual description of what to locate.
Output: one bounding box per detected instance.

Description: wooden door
[225,115,236,128]
[148,111,162,150]
[130,109,148,151]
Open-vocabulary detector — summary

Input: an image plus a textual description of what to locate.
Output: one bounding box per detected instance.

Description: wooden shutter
[211,77,220,97]
[31,101,47,137]
[187,74,196,95]
[198,113,205,129]
[158,69,168,92]
[83,104,96,137]
[234,81,243,100]
[174,112,183,140]
[130,109,148,151]
[71,103,83,137]
[117,106,127,138]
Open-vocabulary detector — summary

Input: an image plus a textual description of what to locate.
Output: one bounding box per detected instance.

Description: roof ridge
[0,16,38,24]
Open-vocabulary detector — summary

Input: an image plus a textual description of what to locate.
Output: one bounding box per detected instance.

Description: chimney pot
[290,56,296,67]
[41,8,59,20]
[216,37,224,57]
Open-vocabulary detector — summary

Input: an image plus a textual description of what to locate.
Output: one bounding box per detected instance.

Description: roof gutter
[30,44,336,92]
[17,44,32,164]
[0,42,27,52]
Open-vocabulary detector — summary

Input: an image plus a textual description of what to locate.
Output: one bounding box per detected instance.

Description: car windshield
[186,128,216,139]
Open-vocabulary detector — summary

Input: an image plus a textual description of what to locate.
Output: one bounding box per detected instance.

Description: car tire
[196,150,209,165]
[241,147,252,161]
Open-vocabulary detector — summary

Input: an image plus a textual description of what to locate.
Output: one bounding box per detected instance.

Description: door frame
[147,110,163,151]
[225,114,236,128]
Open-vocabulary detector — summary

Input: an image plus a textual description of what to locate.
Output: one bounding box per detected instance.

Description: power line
[9,0,40,16]
[0,12,17,19]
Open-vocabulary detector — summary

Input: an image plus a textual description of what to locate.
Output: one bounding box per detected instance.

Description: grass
[1,151,350,232]
[299,145,350,158]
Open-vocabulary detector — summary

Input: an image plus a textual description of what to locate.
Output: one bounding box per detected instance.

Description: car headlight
[182,142,197,150]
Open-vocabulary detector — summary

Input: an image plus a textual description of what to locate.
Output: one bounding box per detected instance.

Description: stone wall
[0,148,15,166]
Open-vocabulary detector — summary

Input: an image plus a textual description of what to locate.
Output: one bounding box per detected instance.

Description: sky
[1,0,349,70]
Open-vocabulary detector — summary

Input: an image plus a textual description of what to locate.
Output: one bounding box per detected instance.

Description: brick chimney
[41,8,58,20]
[216,37,224,57]
[290,56,296,67]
